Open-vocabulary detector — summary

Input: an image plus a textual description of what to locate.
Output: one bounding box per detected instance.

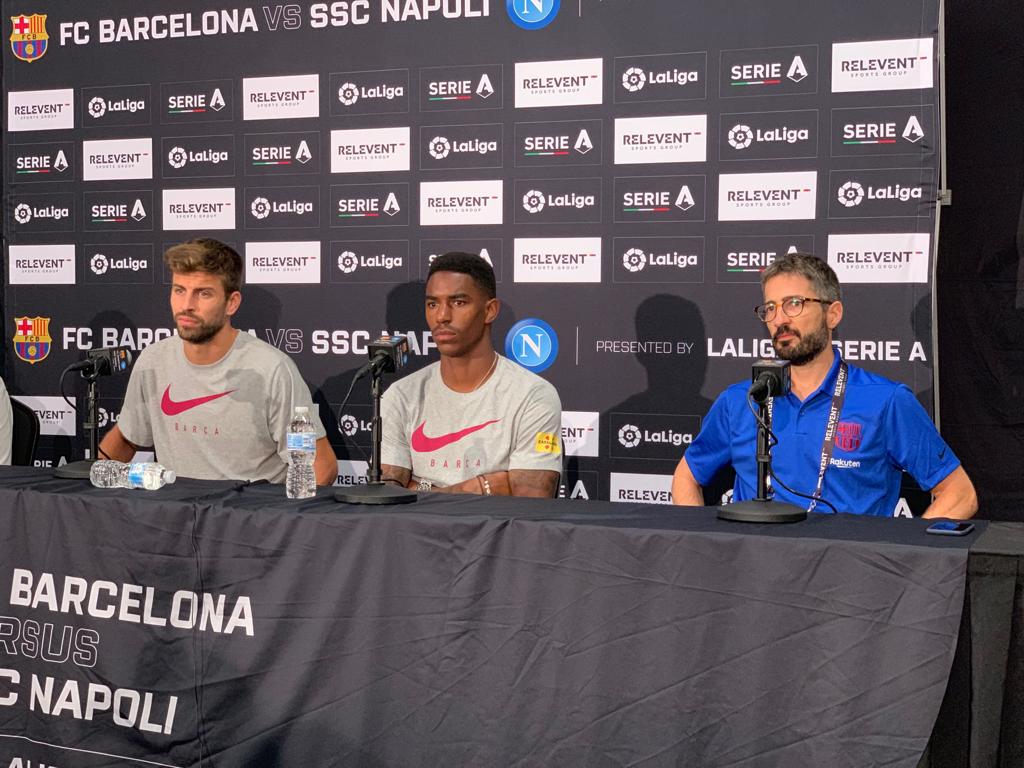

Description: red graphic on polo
[161,385,236,416]
[411,419,500,452]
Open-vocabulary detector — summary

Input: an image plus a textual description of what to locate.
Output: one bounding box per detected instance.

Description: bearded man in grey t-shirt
[380,252,562,497]
[99,239,337,485]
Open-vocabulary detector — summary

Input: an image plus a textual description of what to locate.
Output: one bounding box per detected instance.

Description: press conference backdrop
[3,0,942,508]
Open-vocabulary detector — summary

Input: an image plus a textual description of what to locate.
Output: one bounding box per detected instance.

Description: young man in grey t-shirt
[99,239,337,485]
[380,252,562,497]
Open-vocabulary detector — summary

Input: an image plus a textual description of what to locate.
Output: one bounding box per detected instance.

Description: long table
[0,466,1012,767]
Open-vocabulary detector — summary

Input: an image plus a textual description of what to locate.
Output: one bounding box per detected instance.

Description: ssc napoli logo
[506,0,560,30]
[505,318,558,373]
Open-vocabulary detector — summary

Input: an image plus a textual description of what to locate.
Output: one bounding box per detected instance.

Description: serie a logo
[9,13,48,62]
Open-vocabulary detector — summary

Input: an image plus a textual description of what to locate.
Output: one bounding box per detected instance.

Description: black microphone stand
[717,386,806,524]
[334,357,417,506]
[54,366,103,479]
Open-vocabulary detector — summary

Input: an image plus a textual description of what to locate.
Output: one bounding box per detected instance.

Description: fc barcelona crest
[836,421,863,452]
[13,316,51,364]
[10,14,48,63]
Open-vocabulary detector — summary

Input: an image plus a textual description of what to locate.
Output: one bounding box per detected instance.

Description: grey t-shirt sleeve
[508,381,563,474]
[380,383,411,470]
[0,378,12,465]
[116,357,154,448]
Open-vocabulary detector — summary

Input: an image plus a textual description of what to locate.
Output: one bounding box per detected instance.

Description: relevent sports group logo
[242,74,319,120]
[832,38,934,93]
[162,187,235,230]
[420,179,503,226]
[245,241,320,284]
[615,114,707,165]
[8,244,75,285]
[514,237,601,283]
[8,88,74,131]
[83,138,153,181]
[515,58,602,108]
[828,232,931,284]
[331,126,410,173]
[718,171,817,222]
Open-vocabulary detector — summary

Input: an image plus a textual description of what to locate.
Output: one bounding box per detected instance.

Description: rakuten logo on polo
[832,38,934,93]
[83,138,153,181]
[718,171,817,221]
[162,187,235,230]
[243,74,319,120]
[245,241,320,284]
[8,89,74,131]
[610,472,674,505]
[828,233,930,283]
[420,179,502,226]
[615,114,707,164]
[331,126,410,173]
[515,58,602,108]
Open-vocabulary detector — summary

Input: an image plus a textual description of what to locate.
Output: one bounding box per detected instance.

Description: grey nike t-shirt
[380,356,562,487]
[117,331,325,483]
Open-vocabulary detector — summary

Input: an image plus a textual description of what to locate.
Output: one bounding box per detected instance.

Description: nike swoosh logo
[161,385,236,416]
[411,419,500,452]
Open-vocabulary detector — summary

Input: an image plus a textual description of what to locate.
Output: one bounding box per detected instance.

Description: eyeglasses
[753,296,833,323]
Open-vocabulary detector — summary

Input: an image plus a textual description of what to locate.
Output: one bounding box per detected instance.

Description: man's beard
[772,319,830,366]
[176,313,224,344]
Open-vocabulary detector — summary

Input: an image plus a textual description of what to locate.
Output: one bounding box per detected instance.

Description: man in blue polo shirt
[672,253,977,518]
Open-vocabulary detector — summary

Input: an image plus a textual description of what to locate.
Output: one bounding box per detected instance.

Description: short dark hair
[427,252,496,298]
[163,238,242,295]
[761,252,841,303]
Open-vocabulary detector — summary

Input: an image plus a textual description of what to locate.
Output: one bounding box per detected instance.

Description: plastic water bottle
[286,406,317,499]
[90,460,177,490]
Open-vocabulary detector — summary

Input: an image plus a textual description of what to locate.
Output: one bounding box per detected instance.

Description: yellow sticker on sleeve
[534,431,560,454]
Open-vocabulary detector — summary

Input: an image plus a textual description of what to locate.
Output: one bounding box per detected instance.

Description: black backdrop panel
[3,0,941,508]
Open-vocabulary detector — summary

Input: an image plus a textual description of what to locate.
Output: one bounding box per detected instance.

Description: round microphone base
[54,459,97,480]
[334,481,417,506]
[717,499,807,524]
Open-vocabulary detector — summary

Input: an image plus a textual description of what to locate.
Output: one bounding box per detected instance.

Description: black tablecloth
[0,467,990,767]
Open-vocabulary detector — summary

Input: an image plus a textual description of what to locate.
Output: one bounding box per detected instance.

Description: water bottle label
[287,433,315,452]
[127,464,146,488]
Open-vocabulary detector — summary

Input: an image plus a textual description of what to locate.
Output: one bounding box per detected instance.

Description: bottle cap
[164,469,177,484]
[294,406,309,413]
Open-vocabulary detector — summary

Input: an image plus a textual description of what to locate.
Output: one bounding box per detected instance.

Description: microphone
[749,359,791,404]
[354,335,410,381]
[67,346,134,376]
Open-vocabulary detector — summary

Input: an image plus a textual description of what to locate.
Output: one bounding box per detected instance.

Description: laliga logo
[428,136,451,160]
[618,424,642,448]
[622,67,647,92]
[90,254,109,275]
[837,181,865,207]
[88,97,107,118]
[727,124,753,150]
[13,204,32,224]
[167,146,188,169]
[250,197,272,219]
[339,414,359,437]
[522,189,545,213]
[337,251,359,274]
[623,248,647,273]
[338,82,359,106]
